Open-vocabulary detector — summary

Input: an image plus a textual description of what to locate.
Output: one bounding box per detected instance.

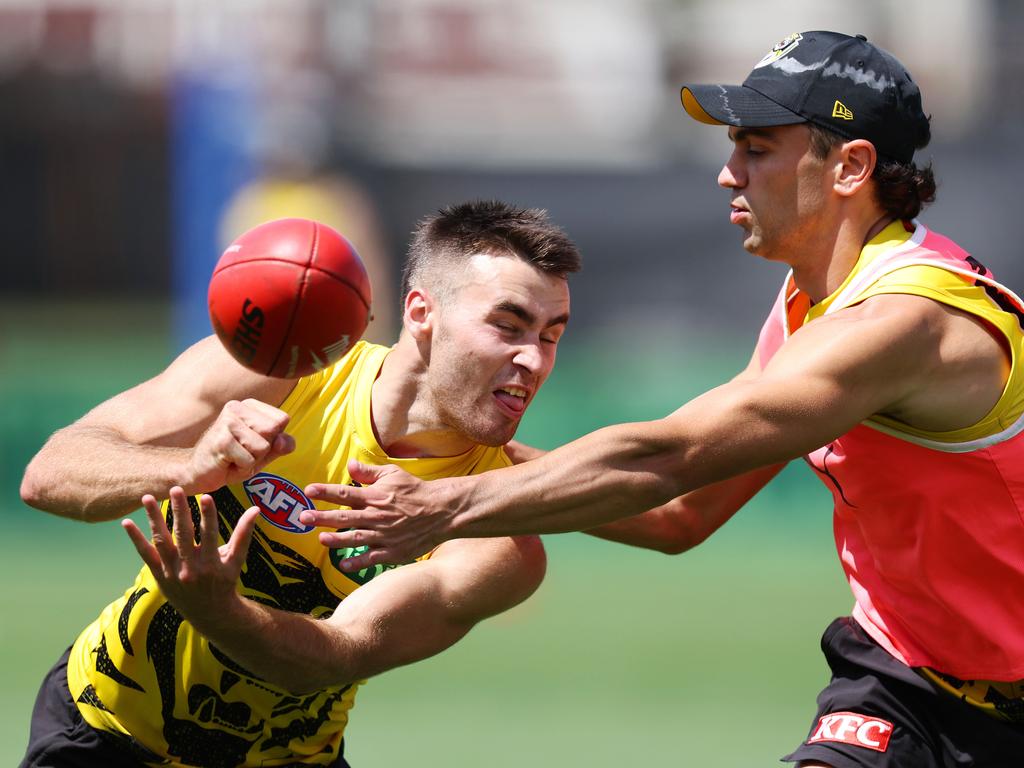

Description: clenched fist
[186,399,295,493]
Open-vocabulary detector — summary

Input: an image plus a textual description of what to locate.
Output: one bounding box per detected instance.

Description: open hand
[122,486,261,624]
[298,460,460,571]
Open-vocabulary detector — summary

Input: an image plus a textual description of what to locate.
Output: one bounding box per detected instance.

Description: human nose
[718,151,745,189]
[512,340,544,375]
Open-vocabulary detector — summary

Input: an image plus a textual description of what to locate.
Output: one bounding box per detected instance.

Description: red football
[208,218,372,378]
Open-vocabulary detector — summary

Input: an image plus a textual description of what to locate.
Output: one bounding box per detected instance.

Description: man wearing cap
[297,31,1024,767]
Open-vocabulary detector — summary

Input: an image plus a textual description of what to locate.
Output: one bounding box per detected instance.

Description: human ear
[403,288,434,341]
[835,139,877,197]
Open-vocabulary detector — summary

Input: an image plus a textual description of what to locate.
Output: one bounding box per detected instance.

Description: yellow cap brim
[680,87,727,126]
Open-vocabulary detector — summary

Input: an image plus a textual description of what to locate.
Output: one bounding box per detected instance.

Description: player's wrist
[178,449,222,496]
[447,474,494,537]
[184,588,250,639]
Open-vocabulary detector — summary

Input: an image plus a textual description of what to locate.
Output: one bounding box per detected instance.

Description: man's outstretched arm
[586,463,786,553]
[300,294,948,568]
[123,488,545,694]
[20,336,296,522]
[502,388,787,554]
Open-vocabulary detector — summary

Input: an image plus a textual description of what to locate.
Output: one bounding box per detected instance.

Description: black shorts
[782,617,1024,768]
[21,648,353,768]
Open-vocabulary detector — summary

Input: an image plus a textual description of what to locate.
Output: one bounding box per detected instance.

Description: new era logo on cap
[832,101,854,120]
[808,711,894,752]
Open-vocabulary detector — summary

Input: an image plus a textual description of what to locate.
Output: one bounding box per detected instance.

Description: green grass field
[1,301,849,767]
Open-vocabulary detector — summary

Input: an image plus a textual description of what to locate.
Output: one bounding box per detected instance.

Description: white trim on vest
[821,221,1024,452]
[777,220,1024,452]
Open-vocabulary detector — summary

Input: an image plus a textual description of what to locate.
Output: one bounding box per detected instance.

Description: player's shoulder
[773,293,946,382]
[815,292,947,341]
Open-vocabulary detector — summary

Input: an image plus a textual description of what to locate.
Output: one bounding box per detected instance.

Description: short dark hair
[401,200,582,302]
[806,122,937,221]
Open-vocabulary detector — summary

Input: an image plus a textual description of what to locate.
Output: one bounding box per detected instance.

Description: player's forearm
[585,504,702,554]
[20,424,193,521]
[585,463,787,553]
[449,383,815,539]
[450,420,696,538]
[189,595,363,694]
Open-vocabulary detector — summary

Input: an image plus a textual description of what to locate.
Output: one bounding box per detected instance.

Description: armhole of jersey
[843,266,1023,446]
[277,368,323,416]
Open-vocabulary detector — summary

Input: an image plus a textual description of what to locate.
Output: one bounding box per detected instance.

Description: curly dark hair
[807,123,937,220]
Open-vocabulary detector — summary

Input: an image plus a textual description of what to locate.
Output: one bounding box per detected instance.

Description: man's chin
[453,417,520,449]
[483,422,521,448]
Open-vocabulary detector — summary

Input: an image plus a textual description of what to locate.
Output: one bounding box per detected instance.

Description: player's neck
[792,212,894,303]
[369,340,475,459]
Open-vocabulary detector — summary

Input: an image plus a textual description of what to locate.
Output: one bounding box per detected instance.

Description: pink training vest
[756,222,1024,680]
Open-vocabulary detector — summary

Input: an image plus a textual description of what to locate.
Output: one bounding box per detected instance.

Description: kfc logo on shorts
[808,711,893,752]
[242,473,315,533]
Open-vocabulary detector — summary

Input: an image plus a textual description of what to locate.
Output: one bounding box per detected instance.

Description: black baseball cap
[680,31,930,163]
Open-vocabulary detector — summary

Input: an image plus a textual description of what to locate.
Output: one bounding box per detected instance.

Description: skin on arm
[502,440,548,464]
[300,292,1006,568]
[123,487,546,694]
[503,437,784,554]
[587,463,785,553]
[19,336,297,522]
[586,347,785,553]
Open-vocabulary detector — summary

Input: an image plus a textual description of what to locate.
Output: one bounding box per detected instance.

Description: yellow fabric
[67,341,511,766]
[804,221,1024,442]
[918,667,1024,724]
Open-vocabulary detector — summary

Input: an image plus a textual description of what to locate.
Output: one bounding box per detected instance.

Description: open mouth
[493,386,528,416]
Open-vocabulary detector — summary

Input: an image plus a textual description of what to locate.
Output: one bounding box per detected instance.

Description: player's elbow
[643,524,703,556]
[20,455,84,520]
[20,455,51,511]
[644,503,713,556]
[649,534,696,556]
[484,535,547,612]
[513,535,547,600]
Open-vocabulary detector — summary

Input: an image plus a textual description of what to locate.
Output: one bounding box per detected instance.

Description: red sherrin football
[208,218,372,378]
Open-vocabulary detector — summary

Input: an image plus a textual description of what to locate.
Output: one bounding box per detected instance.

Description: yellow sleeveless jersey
[805,220,1024,441]
[67,341,512,766]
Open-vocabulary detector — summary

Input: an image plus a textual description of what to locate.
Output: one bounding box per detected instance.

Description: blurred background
[2,0,1020,765]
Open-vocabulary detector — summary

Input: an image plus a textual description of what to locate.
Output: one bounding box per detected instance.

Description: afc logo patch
[242,473,315,533]
[808,711,893,752]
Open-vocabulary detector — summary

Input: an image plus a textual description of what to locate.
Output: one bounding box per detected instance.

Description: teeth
[501,387,527,398]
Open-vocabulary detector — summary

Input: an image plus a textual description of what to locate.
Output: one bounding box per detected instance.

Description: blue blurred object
[171,71,259,351]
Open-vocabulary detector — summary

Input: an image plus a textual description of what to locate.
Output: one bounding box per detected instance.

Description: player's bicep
[731,344,764,382]
[736,303,938,448]
[78,336,296,447]
[325,536,545,678]
[656,302,937,477]
[763,304,934,415]
[427,535,547,622]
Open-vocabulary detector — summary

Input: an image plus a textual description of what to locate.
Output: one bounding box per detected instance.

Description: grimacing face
[425,252,571,448]
[718,124,834,268]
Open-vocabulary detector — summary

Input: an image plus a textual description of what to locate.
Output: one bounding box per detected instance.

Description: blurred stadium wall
[4,0,1022,528]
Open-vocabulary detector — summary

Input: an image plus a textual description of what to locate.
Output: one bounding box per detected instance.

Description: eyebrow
[729,127,776,143]
[495,300,569,328]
